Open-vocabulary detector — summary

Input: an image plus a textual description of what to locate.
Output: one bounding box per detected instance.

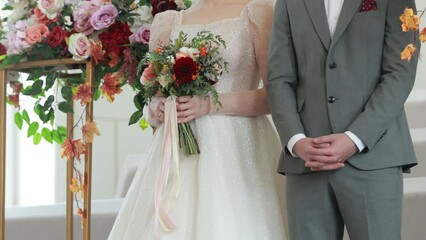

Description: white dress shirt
[287,0,366,156]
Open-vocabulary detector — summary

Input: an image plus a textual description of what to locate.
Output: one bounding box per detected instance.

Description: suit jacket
[267,0,420,174]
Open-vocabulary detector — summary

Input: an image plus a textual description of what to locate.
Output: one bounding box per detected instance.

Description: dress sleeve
[145,11,177,127]
[210,0,275,116]
[149,10,177,51]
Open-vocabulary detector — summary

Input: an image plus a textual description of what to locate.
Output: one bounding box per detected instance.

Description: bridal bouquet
[130,30,228,155]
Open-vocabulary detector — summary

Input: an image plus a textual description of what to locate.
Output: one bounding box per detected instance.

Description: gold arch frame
[0,58,94,240]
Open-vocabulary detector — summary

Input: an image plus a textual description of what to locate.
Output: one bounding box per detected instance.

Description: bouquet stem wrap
[154,96,181,239]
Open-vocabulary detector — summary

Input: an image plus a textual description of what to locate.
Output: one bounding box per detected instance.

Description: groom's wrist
[344,131,366,152]
[287,133,306,157]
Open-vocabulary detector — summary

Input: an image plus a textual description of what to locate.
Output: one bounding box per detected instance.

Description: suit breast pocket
[352,10,380,21]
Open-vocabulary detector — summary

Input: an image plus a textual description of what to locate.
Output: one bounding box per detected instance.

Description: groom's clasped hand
[293,134,358,171]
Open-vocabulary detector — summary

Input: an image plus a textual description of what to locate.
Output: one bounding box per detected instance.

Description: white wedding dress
[108,0,287,239]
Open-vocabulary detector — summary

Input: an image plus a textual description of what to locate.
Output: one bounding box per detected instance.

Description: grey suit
[267,0,420,239]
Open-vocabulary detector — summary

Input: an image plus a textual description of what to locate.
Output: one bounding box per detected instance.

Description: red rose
[173,56,198,84]
[151,0,177,16]
[99,21,132,58]
[0,43,7,56]
[46,26,66,47]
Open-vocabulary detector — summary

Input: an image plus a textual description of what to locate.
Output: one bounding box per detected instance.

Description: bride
[108,0,287,239]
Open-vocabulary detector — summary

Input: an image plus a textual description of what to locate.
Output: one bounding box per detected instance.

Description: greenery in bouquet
[131,30,228,155]
[0,0,191,222]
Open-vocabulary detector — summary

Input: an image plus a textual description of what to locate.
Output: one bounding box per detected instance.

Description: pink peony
[25,23,50,45]
[90,4,118,30]
[129,24,151,44]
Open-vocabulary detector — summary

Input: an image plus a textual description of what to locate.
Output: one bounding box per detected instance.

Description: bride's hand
[176,95,211,123]
[148,96,166,123]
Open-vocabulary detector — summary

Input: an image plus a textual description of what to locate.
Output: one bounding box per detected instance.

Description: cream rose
[68,33,91,61]
[37,0,65,20]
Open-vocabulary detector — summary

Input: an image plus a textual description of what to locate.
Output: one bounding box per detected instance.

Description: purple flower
[90,4,118,30]
[73,1,99,35]
[129,24,151,44]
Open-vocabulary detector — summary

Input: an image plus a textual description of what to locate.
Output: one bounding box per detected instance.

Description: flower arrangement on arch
[0,0,191,223]
[399,7,426,61]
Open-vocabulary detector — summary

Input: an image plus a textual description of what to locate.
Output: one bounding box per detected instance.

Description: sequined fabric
[108,0,287,239]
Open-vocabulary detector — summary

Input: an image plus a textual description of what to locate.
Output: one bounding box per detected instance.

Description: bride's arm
[177,1,274,122]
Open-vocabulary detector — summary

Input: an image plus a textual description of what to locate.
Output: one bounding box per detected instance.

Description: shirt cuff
[287,133,307,157]
[344,131,366,152]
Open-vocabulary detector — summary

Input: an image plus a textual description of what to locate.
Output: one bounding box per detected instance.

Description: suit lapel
[330,0,363,49]
[303,0,331,51]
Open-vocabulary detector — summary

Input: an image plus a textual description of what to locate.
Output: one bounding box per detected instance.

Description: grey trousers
[286,163,403,240]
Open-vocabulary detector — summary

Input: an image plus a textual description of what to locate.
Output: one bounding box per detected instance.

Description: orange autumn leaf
[82,121,101,143]
[74,139,86,161]
[108,53,120,68]
[61,138,86,161]
[70,177,80,193]
[400,8,420,32]
[89,40,105,65]
[61,138,75,161]
[420,27,426,43]
[8,94,20,109]
[100,72,123,102]
[74,83,92,106]
[401,44,416,61]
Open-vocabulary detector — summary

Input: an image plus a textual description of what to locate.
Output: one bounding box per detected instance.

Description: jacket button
[328,96,336,103]
[329,63,337,69]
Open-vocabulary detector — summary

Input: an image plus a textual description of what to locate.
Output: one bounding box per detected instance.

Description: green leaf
[52,130,61,144]
[133,94,145,110]
[61,86,73,101]
[1,54,26,67]
[93,88,101,101]
[41,128,53,144]
[23,80,43,96]
[27,69,45,81]
[27,122,39,138]
[14,112,23,130]
[58,126,67,142]
[128,110,143,125]
[33,133,42,145]
[45,72,57,90]
[22,110,30,124]
[66,77,85,84]
[139,118,149,130]
[2,5,13,11]
[58,101,73,113]
[43,95,54,110]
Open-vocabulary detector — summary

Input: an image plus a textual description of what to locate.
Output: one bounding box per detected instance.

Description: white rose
[179,47,199,58]
[159,75,171,88]
[37,0,65,19]
[167,56,175,64]
[174,0,184,9]
[132,5,153,30]
[68,33,91,61]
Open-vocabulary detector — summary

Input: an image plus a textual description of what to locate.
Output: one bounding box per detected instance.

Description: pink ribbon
[154,96,181,239]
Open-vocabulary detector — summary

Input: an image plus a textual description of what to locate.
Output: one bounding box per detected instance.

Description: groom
[267,0,420,239]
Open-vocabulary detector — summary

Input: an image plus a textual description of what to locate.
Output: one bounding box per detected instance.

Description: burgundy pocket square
[360,0,378,12]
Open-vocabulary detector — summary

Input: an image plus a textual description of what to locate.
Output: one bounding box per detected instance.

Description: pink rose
[129,24,151,44]
[25,24,50,45]
[90,4,118,30]
[68,33,91,61]
[72,1,99,35]
[140,64,157,85]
